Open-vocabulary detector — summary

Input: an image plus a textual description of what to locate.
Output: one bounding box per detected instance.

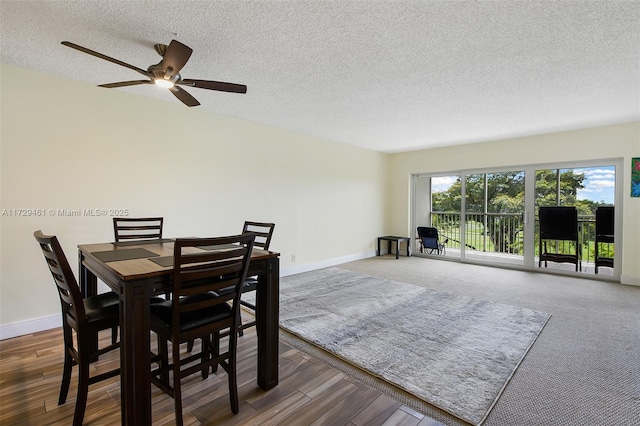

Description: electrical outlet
[291,254,296,262]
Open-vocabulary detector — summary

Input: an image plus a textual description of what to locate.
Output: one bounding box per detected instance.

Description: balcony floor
[417,248,615,278]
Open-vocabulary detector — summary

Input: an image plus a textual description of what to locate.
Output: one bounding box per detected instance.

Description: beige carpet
[327,256,640,425]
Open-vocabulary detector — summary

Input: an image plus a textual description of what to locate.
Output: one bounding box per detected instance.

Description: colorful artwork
[632,157,640,197]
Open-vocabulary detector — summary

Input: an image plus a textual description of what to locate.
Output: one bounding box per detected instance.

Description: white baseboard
[1,251,378,340]
[281,250,376,277]
[0,313,60,341]
[620,275,640,287]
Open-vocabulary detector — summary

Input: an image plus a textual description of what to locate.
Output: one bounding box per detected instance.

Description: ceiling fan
[61,39,247,107]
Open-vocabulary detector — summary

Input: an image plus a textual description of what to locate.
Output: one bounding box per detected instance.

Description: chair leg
[201,336,210,380]
[111,326,118,345]
[159,338,169,385]
[186,339,194,352]
[210,331,220,373]
[58,348,73,405]
[172,341,184,426]
[73,354,90,426]
[173,389,184,426]
[228,333,239,414]
[58,326,74,405]
[229,365,239,414]
[237,309,244,337]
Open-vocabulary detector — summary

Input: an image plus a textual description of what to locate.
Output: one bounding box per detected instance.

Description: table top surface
[378,236,410,240]
[79,240,279,281]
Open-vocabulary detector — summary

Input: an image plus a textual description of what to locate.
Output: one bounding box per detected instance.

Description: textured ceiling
[1,1,639,153]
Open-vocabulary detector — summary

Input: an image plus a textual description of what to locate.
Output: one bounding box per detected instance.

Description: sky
[431,165,616,204]
[574,166,615,204]
[432,176,458,193]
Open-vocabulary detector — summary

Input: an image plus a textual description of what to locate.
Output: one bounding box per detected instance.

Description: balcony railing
[427,212,611,265]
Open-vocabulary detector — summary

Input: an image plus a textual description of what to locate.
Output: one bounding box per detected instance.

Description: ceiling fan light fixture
[154,78,175,88]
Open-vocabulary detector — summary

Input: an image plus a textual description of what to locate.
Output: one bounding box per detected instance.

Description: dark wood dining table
[78,239,280,425]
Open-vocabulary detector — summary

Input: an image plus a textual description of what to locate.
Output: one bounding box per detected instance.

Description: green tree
[432,170,587,254]
[535,169,585,208]
[432,179,461,212]
[481,172,524,253]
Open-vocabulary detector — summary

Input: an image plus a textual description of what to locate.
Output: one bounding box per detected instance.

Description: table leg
[119,280,152,425]
[395,240,400,259]
[79,256,99,361]
[256,257,279,390]
[377,238,381,256]
[79,251,97,297]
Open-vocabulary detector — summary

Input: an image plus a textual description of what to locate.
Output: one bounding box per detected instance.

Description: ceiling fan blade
[179,79,247,94]
[99,80,152,88]
[169,86,200,107]
[161,40,192,76]
[61,41,150,77]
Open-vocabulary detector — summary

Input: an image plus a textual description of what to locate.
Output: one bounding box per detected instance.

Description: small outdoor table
[377,236,411,259]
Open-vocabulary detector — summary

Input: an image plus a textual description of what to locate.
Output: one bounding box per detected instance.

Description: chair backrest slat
[34,230,86,326]
[170,234,255,336]
[242,221,275,250]
[113,217,163,242]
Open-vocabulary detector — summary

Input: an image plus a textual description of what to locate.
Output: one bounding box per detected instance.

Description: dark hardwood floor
[0,322,444,425]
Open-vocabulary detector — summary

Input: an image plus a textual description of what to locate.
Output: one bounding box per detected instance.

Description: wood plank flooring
[0,325,444,425]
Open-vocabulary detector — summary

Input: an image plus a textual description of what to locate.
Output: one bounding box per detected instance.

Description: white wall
[389,122,640,285]
[0,64,388,332]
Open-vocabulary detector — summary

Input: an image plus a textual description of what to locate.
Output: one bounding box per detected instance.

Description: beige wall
[389,122,640,284]
[2,63,638,334]
[0,64,388,328]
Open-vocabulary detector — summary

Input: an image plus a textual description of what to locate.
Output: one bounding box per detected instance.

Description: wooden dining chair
[186,221,275,351]
[237,221,275,335]
[114,217,171,299]
[149,234,255,425]
[113,217,163,242]
[34,231,120,426]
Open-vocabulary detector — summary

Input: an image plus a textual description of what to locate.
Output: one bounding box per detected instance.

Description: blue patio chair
[417,227,445,255]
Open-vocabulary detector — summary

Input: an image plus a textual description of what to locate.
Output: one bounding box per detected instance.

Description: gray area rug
[277,267,551,425]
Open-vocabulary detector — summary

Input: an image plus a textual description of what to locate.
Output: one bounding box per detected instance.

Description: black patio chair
[538,206,580,271]
[595,206,614,274]
[417,226,446,255]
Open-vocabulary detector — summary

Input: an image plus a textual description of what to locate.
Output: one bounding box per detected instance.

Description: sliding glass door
[411,159,621,279]
[414,174,461,260]
[463,171,525,266]
[413,170,526,266]
[533,165,617,275]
